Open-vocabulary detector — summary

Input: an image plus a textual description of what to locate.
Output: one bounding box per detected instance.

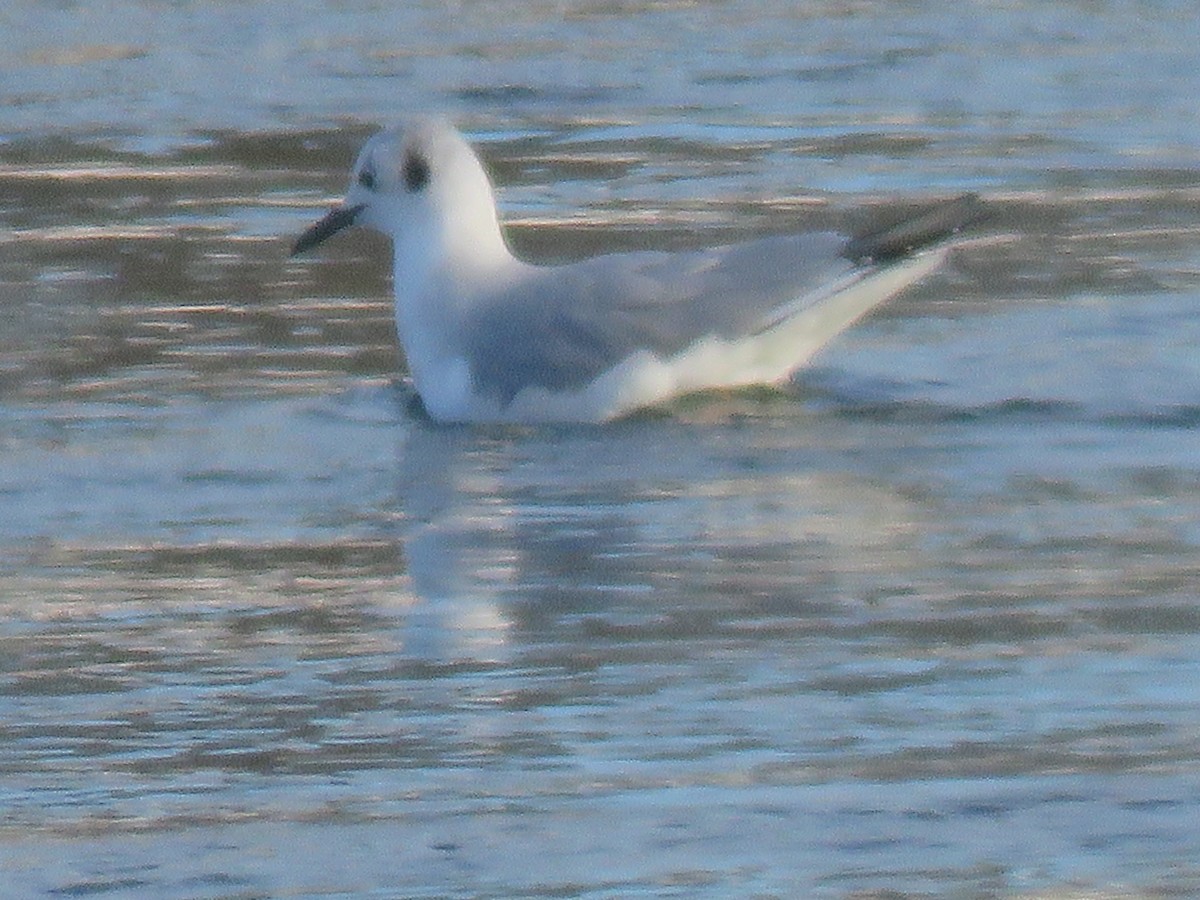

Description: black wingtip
[844,193,986,265]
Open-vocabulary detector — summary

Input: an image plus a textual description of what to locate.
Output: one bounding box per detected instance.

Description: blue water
[4,2,1200,897]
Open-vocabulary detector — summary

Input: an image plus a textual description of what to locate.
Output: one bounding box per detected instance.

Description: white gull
[293,117,979,424]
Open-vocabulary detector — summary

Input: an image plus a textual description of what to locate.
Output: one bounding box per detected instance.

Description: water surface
[4,2,1200,897]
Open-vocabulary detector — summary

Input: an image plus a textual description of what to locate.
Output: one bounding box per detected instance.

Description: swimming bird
[292,117,978,423]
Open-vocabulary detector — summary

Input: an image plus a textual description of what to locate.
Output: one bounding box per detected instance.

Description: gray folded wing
[463,232,856,404]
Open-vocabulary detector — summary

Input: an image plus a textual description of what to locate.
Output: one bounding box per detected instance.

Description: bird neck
[391,213,516,330]
[405,197,514,295]
[444,208,513,272]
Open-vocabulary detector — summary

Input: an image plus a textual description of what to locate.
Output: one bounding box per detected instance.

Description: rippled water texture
[4,2,1200,898]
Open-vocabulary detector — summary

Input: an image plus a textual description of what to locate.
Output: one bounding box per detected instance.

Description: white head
[292,117,511,271]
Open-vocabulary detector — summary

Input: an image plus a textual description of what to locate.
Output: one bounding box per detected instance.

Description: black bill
[291,204,365,256]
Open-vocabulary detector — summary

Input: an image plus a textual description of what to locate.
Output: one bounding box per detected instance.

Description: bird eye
[403,151,430,192]
[357,168,376,191]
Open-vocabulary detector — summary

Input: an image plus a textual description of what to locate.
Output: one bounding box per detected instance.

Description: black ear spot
[403,151,430,192]
[357,167,376,191]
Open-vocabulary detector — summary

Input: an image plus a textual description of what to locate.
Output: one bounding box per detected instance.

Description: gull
[292,117,979,424]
